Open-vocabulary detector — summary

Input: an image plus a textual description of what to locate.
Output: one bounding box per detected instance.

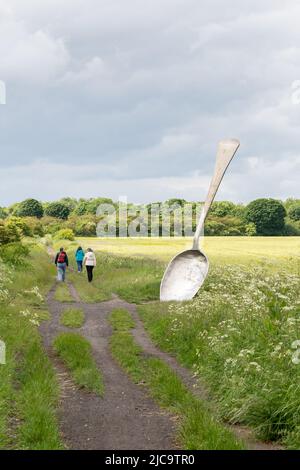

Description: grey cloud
[0,0,300,203]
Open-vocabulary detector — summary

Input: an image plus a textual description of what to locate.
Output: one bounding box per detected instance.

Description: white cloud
[0,155,299,205]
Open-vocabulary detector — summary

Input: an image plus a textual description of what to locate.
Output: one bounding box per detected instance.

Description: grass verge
[53,333,104,396]
[15,339,62,449]
[108,308,244,450]
[0,245,62,449]
[69,271,109,303]
[60,308,85,328]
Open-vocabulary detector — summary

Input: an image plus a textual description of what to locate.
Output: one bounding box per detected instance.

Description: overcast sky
[0,0,299,205]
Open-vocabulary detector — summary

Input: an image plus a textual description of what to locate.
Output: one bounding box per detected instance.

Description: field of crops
[77,236,300,272]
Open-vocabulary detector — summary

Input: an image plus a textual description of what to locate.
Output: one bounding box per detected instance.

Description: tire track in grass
[109,308,244,450]
[41,280,282,450]
[106,297,283,450]
[40,283,176,450]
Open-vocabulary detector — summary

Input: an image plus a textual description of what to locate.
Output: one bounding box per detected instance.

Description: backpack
[57,252,66,263]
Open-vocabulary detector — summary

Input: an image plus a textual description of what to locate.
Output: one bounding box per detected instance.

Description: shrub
[23,217,44,237]
[75,221,97,237]
[65,215,97,236]
[54,229,75,241]
[0,242,30,267]
[42,217,64,235]
[0,221,20,244]
[5,217,32,237]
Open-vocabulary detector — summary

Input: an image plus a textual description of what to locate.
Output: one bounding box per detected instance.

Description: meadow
[0,235,299,449]
[72,236,300,448]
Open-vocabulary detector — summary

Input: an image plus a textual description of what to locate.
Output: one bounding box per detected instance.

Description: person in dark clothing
[55,247,69,282]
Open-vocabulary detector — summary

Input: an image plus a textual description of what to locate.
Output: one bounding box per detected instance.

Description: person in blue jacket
[75,246,85,273]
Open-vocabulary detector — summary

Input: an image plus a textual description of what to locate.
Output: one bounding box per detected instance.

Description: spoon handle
[192,139,240,250]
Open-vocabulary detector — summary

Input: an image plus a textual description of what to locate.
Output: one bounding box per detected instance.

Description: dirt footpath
[40,284,176,450]
[40,281,282,451]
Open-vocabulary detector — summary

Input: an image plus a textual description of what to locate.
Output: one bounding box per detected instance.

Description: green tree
[204,219,227,236]
[44,202,70,220]
[0,207,7,219]
[245,222,257,236]
[88,198,114,214]
[58,197,78,213]
[16,198,44,219]
[74,198,114,216]
[284,222,300,236]
[210,201,236,217]
[73,200,89,216]
[165,198,186,208]
[288,204,300,221]
[245,198,286,235]
[284,198,300,211]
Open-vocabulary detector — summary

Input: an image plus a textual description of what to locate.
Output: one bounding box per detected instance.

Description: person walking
[83,248,97,283]
[55,247,69,282]
[75,246,85,273]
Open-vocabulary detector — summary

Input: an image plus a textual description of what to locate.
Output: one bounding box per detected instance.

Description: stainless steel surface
[160,139,240,302]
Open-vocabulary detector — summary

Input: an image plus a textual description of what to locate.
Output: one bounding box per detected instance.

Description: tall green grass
[52,239,161,303]
[68,252,161,303]
[60,308,85,328]
[0,246,62,449]
[54,283,75,302]
[138,264,300,448]
[53,333,104,396]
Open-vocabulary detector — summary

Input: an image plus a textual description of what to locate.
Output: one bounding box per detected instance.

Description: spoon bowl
[160,248,209,301]
[160,138,240,302]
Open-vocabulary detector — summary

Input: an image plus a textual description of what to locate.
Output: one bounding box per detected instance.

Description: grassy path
[39,277,284,450]
[41,282,176,450]
[109,301,282,450]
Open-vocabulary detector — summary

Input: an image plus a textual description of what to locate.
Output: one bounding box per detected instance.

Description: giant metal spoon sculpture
[160,139,240,302]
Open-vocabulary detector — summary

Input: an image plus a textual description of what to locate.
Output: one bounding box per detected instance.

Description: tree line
[0,196,299,245]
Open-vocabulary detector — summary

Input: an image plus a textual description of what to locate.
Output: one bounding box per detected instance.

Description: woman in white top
[83,248,97,283]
